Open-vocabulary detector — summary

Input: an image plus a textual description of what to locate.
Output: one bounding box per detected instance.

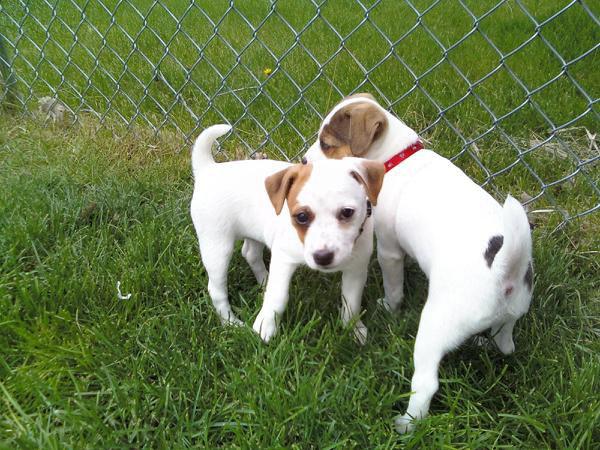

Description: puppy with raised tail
[304,94,534,432]
[190,124,385,344]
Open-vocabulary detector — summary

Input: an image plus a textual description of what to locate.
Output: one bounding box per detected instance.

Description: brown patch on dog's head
[350,160,385,206]
[320,144,353,159]
[265,164,314,242]
[320,101,387,159]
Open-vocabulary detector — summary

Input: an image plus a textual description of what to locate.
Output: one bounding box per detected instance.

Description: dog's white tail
[191,124,232,176]
[494,195,532,281]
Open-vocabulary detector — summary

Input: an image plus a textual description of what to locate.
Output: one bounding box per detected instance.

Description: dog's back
[190,125,290,244]
[380,149,532,324]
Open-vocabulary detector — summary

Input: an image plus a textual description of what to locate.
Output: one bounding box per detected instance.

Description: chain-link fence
[0,0,598,224]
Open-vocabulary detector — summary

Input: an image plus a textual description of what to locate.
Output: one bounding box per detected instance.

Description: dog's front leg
[377,240,405,313]
[341,263,369,345]
[253,252,298,343]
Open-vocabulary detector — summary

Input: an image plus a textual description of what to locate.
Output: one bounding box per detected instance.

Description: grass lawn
[0,117,598,448]
[0,0,599,447]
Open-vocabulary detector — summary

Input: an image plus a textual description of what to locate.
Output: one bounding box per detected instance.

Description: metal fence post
[0,33,20,110]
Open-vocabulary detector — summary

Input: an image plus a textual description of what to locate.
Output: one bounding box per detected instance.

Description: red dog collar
[383,141,424,172]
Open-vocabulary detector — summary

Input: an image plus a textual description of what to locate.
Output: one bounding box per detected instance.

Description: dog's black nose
[301,157,308,165]
[313,249,334,266]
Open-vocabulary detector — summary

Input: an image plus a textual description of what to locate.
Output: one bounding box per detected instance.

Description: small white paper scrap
[116,281,132,300]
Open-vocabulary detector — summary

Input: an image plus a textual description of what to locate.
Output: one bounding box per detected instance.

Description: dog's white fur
[191,124,380,344]
[304,97,534,432]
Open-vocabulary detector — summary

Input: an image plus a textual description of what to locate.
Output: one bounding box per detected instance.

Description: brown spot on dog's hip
[484,235,504,268]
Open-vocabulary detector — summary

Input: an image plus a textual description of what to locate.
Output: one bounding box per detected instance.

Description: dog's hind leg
[241,238,268,285]
[491,319,516,355]
[199,237,242,326]
[253,251,298,343]
[395,298,468,433]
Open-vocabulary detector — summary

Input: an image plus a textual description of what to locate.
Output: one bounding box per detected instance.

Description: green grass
[0,115,598,448]
[0,0,599,447]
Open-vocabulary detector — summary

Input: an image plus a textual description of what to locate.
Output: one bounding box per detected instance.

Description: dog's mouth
[314,265,338,273]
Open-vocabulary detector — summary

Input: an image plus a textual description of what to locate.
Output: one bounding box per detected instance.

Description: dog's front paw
[253,311,278,343]
[353,321,368,346]
[219,312,244,327]
[255,270,268,286]
[394,414,416,434]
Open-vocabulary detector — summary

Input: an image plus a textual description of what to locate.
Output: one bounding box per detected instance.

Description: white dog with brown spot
[304,94,534,433]
[190,124,384,344]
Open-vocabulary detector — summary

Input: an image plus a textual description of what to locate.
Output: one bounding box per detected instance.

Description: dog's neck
[367,111,422,163]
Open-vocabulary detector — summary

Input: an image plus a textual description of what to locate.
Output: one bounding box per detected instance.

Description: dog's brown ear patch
[324,102,387,157]
[265,166,301,215]
[265,164,314,242]
[265,164,313,215]
[350,160,385,206]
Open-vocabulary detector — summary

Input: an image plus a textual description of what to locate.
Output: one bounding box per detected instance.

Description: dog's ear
[265,165,302,215]
[350,160,385,206]
[329,103,387,156]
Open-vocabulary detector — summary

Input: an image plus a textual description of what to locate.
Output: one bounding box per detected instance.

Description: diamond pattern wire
[0,0,598,225]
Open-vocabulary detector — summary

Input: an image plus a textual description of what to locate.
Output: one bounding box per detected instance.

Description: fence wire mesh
[0,0,598,224]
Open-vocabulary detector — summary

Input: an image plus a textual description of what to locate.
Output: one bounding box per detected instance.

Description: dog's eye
[320,139,332,151]
[295,211,310,225]
[339,207,355,220]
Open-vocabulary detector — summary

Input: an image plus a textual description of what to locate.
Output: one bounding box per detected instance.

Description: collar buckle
[356,198,373,242]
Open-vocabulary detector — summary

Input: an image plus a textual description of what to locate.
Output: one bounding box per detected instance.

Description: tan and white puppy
[191,124,384,344]
[304,95,533,432]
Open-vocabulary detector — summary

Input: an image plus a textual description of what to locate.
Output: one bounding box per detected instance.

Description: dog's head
[303,93,389,163]
[265,158,384,271]
[303,93,420,165]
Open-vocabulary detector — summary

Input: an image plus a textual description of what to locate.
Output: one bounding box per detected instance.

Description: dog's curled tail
[495,195,532,281]
[191,124,232,175]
